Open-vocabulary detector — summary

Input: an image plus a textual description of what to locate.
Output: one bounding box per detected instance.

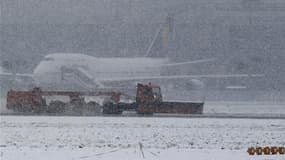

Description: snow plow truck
[6,83,204,115]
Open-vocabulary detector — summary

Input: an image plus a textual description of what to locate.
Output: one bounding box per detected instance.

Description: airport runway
[1,112,285,119]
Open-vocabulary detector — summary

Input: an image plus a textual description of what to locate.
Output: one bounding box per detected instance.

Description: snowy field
[1,116,284,160]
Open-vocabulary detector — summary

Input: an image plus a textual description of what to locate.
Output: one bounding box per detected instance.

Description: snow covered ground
[1,116,284,160]
[204,101,285,115]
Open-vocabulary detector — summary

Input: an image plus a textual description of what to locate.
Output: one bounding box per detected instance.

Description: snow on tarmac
[0,116,284,160]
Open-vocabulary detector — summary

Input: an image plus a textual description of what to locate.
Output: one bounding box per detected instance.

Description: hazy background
[1,0,285,101]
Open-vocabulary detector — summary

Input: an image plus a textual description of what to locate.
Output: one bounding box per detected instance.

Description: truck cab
[136,83,162,103]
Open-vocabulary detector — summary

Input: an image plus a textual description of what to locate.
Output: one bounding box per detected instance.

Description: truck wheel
[71,102,86,115]
[22,104,33,112]
[103,103,122,114]
[48,101,66,113]
[33,105,47,113]
[14,104,32,112]
[12,103,23,112]
[86,101,101,114]
[72,105,82,115]
[137,112,153,116]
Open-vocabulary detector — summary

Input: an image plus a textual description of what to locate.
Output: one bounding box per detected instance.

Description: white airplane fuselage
[33,53,168,89]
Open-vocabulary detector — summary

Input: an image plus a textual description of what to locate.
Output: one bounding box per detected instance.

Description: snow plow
[6,83,204,115]
[6,87,121,115]
[102,83,204,115]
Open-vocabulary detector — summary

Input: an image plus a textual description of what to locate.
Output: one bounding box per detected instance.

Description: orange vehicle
[103,83,204,115]
[7,87,121,114]
[7,87,47,113]
[6,83,204,115]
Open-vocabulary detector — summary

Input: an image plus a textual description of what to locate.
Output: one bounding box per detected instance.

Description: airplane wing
[0,72,33,82]
[0,72,33,77]
[100,74,264,82]
[159,58,216,67]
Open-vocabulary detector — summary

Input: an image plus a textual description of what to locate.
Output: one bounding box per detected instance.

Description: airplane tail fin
[145,14,174,57]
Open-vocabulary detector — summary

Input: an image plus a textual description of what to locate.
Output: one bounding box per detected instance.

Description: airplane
[0,52,263,91]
